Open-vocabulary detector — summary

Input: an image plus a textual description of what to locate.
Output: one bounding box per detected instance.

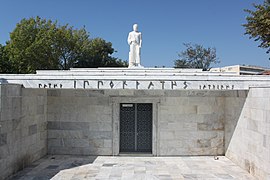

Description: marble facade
[0,68,270,179]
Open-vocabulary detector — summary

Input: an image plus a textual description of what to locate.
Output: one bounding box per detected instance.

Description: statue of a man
[128,24,142,68]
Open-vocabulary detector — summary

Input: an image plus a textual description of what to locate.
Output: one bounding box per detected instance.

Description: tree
[5,16,127,73]
[75,38,127,68]
[243,1,270,56]
[0,45,14,73]
[5,17,60,73]
[174,43,219,70]
[55,26,85,69]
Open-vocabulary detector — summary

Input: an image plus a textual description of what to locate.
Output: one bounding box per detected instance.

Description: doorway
[120,103,152,153]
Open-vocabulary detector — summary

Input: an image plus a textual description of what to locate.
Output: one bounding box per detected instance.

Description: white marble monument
[128,24,143,68]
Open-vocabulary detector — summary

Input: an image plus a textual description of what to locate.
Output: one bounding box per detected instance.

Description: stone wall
[47,89,113,155]
[158,90,247,156]
[46,89,248,157]
[0,84,47,179]
[224,91,248,151]
[226,87,270,179]
[1,84,264,178]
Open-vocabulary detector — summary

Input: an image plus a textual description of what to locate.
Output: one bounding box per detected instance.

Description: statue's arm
[139,33,142,48]
[127,33,132,45]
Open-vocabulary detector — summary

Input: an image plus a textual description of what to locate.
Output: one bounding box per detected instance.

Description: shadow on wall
[0,78,8,84]
[10,155,98,180]
[224,91,248,152]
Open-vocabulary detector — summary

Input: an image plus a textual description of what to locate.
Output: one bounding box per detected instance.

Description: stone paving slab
[9,155,256,180]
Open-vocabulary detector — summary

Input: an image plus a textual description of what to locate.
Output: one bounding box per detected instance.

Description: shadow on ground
[9,155,97,180]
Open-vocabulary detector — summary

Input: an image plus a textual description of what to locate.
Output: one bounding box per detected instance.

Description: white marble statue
[127,24,143,68]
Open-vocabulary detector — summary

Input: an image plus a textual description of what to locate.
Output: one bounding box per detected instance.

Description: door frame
[111,97,160,156]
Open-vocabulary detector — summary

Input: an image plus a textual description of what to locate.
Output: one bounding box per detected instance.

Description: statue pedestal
[128,64,144,68]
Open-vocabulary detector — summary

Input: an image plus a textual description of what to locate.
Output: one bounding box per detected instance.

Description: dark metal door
[120,103,152,153]
[136,103,152,152]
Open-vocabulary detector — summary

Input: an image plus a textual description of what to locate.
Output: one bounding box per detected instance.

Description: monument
[0,24,270,180]
[127,24,143,68]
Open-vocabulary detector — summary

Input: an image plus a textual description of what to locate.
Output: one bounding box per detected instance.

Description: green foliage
[243,1,270,56]
[174,43,219,71]
[54,25,94,70]
[0,45,14,73]
[74,38,128,68]
[5,16,127,74]
[5,17,59,73]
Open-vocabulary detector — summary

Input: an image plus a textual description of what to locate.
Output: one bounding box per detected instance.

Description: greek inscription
[199,84,235,90]
[98,81,103,89]
[221,85,224,90]
[122,81,127,89]
[148,81,154,89]
[83,81,89,89]
[109,81,114,89]
[136,81,140,89]
[160,81,165,89]
[183,81,188,89]
[37,80,238,90]
[39,83,62,88]
[171,81,177,89]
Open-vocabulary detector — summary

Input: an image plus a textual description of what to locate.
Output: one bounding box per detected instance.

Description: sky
[0,0,269,68]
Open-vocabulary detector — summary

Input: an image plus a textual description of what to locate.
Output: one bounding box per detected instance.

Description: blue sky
[0,0,269,68]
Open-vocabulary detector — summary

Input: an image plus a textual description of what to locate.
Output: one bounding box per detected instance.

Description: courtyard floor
[10,155,256,180]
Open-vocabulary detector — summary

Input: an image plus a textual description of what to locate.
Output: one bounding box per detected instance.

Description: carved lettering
[198,84,235,90]
[37,80,238,90]
[98,81,103,89]
[221,85,224,90]
[110,81,114,89]
[148,82,154,89]
[171,81,177,89]
[183,81,188,89]
[122,81,127,89]
[83,81,89,89]
[136,81,140,89]
[160,81,165,89]
[203,85,206,89]
[39,83,62,88]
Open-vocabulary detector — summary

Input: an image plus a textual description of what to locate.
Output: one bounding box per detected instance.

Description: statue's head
[133,24,138,32]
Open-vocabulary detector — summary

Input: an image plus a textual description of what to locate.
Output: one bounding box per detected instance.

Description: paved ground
[10,155,256,180]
